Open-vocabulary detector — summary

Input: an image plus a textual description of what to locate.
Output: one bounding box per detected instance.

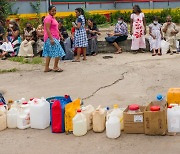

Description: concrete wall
[11,1,180,14]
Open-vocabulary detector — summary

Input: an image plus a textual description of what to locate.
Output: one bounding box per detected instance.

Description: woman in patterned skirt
[73,8,88,62]
[43,5,65,72]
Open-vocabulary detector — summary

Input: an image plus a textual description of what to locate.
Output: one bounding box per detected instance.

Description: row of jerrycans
[0,98,50,131]
[73,104,123,139]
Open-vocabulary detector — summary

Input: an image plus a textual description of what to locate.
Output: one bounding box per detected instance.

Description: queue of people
[106,5,179,56]
[0,5,179,69]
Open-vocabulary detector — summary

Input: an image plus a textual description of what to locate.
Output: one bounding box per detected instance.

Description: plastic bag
[0,42,14,52]
[161,40,170,55]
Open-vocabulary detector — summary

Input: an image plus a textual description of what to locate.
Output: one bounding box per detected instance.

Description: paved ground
[0,53,180,154]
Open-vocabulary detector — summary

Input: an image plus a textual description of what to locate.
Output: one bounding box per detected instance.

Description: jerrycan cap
[129,104,139,111]
[22,102,28,105]
[30,98,34,101]
[77,109,81,112]
[113,104,119,109]
[150,106,160,111]
[156,94,163,101]
[64,95,69,99]
[0,102,4,105]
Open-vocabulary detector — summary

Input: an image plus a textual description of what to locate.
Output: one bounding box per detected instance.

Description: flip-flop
[53,68,63,72]
[152,53,156,56]
[158,53,162,56]
[72,60,80,62]
[114,48,122,54]
[44,69,52,72]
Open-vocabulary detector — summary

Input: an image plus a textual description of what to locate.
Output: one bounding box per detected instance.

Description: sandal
[158,53,162,56]
[83,58,87,61]
[152,53,156,56]
[44,69,52,72]
[114,48,122,54]
[72,60,80,62]
[53,68,63,72]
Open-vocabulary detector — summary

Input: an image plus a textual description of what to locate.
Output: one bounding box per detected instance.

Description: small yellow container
[167,88,180,106]
[65,98,81,134]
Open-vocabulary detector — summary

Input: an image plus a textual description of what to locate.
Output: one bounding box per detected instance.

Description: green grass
[9,57,43,64]
[0,68,19,74]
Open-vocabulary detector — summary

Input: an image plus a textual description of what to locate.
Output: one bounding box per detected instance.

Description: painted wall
[10,1,180,15]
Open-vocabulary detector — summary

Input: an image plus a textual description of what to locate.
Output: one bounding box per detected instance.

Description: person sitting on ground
[57,20,74,60]
[36,16,45,56]
[58,19,68,52]
[0,20,21,59]
[162,15,179,55]
[149,16,163,56]
[18,34,35,57]
[105,16,128,54]
[130,5,146,52]
[0,20,5,45]
[86,18,101,56]
[23,22,36,41]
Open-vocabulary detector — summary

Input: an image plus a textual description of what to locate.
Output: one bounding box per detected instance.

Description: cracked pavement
[0,53,180,154]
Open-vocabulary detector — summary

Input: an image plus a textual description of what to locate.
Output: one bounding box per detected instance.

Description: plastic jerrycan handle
[96,105,101,111]
[0,104,8,111]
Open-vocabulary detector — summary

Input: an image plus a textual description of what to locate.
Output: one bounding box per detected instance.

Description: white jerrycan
[167,106,180,133]
[106,115,121,139]
[17,102,30,129]
[0,102,8,113]
[73,109,87,136]
[82,105,95,131]
[0,110,7,131]
[7,106,18,128]
[107,104,124,130]
[30,98,50,129]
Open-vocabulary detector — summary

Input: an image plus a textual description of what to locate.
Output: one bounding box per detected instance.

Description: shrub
[110,8,180,24]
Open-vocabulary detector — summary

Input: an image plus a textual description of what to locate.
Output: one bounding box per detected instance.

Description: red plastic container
[51,100,62,133]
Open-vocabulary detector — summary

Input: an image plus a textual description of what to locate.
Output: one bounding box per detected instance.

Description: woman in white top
[149,16,163,56]
[130,5,146,51]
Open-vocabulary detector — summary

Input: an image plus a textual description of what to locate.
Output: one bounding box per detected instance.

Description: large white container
[17,102,30,129]
[7,106,18,128]
[167,106,180,133]
[107,104,124,130]
[73,109,87,136]
[82,105,95,131]
[0,110,7,131]
[92,106,106,133]
[106,115,121,139]
[30,98,50,129]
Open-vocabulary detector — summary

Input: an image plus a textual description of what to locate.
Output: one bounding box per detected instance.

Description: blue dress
[74,15,88,48]
[43,38,65,58]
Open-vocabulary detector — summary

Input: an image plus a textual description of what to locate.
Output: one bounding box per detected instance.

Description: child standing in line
[73,8,88,62]
[149,16,163,56]
[130,5,146,52]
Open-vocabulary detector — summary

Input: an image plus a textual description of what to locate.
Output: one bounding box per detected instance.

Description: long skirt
[43,38,65,58]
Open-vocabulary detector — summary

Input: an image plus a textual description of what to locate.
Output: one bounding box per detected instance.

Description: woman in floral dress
[130,5,146,51]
